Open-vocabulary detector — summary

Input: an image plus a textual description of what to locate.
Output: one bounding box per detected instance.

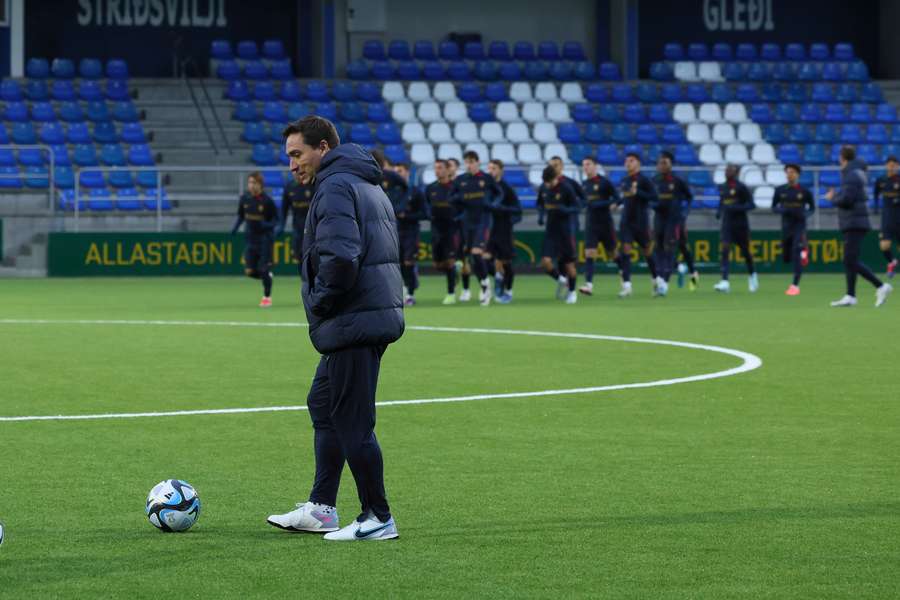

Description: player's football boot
[323,513,398,542]
[830,294,858,307]
[496,293,513,304]
[441,294,457,305]
[267,502,339,533]
[655,278,669,297]
[785,284,800,296]
[555,275,568,300]
[875,283,893,307]
[404,296,416,307]
[617,281,632,298]
[801,248,809,267]
[565,291,577,304]
[459,289,472,302]
[676,263,687,288]
[578,282,594,295]
[713,279,730,293]
[480,281,492,307]
[689,271,699,291]
[887,259,897,279]
[748,272,759,293]
[259,297,272,308]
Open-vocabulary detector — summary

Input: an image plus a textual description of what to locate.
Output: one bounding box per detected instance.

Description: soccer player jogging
[277,176,314,276]
[451,150,502,306]
[616,152,659,298]
[825,146,893,307]
[537,165,580,304]
[873,155,900,279]
[650,151,692,297]
[485,159,522,304]
[427,159,462,304]
[445,156,473,296]
[231,172,277,307]
[771,164,814,295]
[578,156,620,296]
[549,155,584,276]
[393,162,428,306]
[714,164,758,293]
[268,116,404,541]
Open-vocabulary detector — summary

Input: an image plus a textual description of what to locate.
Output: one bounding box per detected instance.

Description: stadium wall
[47,230,873,276]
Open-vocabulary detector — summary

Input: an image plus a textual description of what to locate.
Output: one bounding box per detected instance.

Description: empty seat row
[1,79,131,102]
[3,143,156,168]
[0,166,162,191]
[674,60,869,83]
[0,100,140,123]
[215,59,293,81]
[210,39,286,61]
[362,39,586,62]
[381,81,590,103]
[232,100,391,124]
[388,100,675,124]
[0,121,147,145]
[743,102,898,124]
[345,59,620,82]
[761,123,900,145]
[58,189,171,212]
[663,42,854,62]
[26,58,129,80]
[408,141,572,166]
[698,143,775,165]
[225,80,383,103]
[399,121,687,146]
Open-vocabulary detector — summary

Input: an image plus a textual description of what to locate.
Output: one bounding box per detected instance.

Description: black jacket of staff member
[301,143,404,354]
[716,177,755,228]
[833,158,872,232]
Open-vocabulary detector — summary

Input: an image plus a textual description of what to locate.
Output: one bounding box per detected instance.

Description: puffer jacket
[833,159,871,232]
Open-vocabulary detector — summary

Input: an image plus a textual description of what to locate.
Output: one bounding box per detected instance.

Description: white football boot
[830,295,858,307]
[748,272,759,293]
[267,501,339,533]
[875,283,893,307]
[480,277,492,306]
[323,513,398,542]
[714,279,731,293]
[618,281,632,298]
[555,275,568,300]
[458,288,472,302]
[565,291,577,304]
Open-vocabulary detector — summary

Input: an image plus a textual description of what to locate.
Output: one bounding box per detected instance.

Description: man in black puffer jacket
[826,146,892,307]
[267,116,404,542]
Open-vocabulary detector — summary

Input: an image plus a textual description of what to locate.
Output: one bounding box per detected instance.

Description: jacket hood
[316,143,382,186]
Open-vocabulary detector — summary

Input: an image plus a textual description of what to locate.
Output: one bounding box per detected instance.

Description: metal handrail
[182,56,232,155]
[183,73,219,155]
[0,144,55,210]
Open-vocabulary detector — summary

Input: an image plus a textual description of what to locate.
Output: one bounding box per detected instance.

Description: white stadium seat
[521,101,546,123]
[420,166,437,185]
[724,102,748,123]
[737,123,762,144]
[546,102,571,123]
[724,143,750,164]
[391,101,415,123]
[417,101,443,123]
[528,165,544,186]
[698,103,723,123]
[480,122,505,143]
[740,165,764,186]
[517,143,543,165]
[686,123,711,144]
[381,82,405,102]
[560,82,584,103]
[401,122,425,144]
[754,185,775,208]
[765,164,788,186]
[714,165,727,184]
[751,143,777,165]
[443,101,468,123]
[410,143,435,165]
[543,143,568,163]
[465,143,490,162]
[674,61,698,81]
[426,122,453,144]
[533,122,559,143]
[712,123,736,144]
[534,82,558,102]
[437,143,463,162]
[432,81,457,102]
[506,122,531,143]
[699,143,725,165]
[698,61,723,81]
[496,101,520,122]
[490,143,517,164]
[673,103,697,124]
[509,82,532,102]
[453,122,479,144]
[407,81,431,102]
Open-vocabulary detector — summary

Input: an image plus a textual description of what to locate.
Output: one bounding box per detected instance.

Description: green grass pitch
[0,274,898,598]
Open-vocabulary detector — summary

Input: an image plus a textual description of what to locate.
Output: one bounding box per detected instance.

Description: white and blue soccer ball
[146,479,201,532]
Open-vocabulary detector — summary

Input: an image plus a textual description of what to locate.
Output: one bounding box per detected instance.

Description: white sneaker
[714,279,731,293]
[749,272,759,293]
[323,513,398,542]
[441,293,457,305]
[555,275,568,300]
[267,502,339,533]
[480,278,492,306]
[654,277,668,297]
[830,295,858,307]
[578,281,593,295]
[565,291,577,304]
[459,289,472,302]
[875,283,893,307]
[618,281,632,298]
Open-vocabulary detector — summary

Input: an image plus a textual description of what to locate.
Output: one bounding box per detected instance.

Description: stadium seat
[698,103,723,123]
[237,40,259,61]
[663,43,684,61]
[698,62,723,81]
[348,124,374,144]
[447,61,472,81]
[233,101,259,122]
[106,59,129,80]
[583,123,607,144]
[142,188,172,211]
[468,102,493,122]
[438,41,460,61]
[454,122,479,144]
[800,103,822,123]
[346,59,369,80]
[16,147,45,167]
[464,41,485,61]
[253,81,277,102]
[521,102,545,123]
[877,104,898,123]
[225,80,249,101]
[423,62,447,81]
[417,101,442,123]
[0,79,23,102]
[78,167,106,189]
[406,81,430,102]
[803,143,828,165]
[457,82,482,103]
[339,102,365,123]
[426,122,452,144]
[487,41,511,62]
[674,62,697,82]
[610,123,632,144]
[38,122,65,145]
[109,169,135,189]
[431,82,457,102]
[23,80,49,101]
[99,144,126,166]
[258,39,284,61]
[397,61,422,80]
[777,144,801,163]
[598,62,621,81]
[413,40,436,61]
[51,58,76,79]
[513,41,536,61]
[822,63,844,82]
[79,58,103,79]
[687,43,708,61]
[128,144,154,166]
[850,103,872,123]
[647,105,671,124]
[65,122,91,144]
[114,188,141,211]
[734,84,759,103]
[546,102,571,123]
[496,102,520,123]
[251,144,277,166]
[30,101,56,122]
[712,123,735,144]
[533,122,558,143]
[699,143,724,165]
[557,123,582,144]
[685,83,710,103]
[243,60,268,80]
[485,82,508,102]
[383,144,409,165]
[216,60,240,80]
[243,122,267,143]
[93,122,119,144]
[211,39,232,60]
[26,57,50,79]
[661,124,686,144]
[847,62,869,81]
[363,40,386,61]
[659,83,682,103]
[410,143,435,165]
[11,122,37,144]
[111,102,139,122]
[2,101,28,122]
[506,122,531,143]
[712,42,732,61]
[737,123,762,144]
[673,103,696,124]
[810,43,830,60]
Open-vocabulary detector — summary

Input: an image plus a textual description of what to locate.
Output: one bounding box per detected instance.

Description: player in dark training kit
[714,164,758,294]
[651,151,693,297]
[616,153,659,298]
[231,172,278,307]
[452,150,502,306]
[873,155,900,279]
[427,159,462,305]
[485,159,522,304]
[537,165,580,304]
[277,177,314,276]
[578,156,620,296]
[393,163,428,306]
[772,164,815,295]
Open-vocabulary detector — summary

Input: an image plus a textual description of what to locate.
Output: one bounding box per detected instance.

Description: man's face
[395,165,409,181]
[434,161,447,181]
[582,159,597,179]
[887,161,899,176]
[247,177,262,196]
[487,162,502,180]
[550,158,563,176]
[786,167,799,185]
[657,157,672,174]
[465,157,479,175]
[625,156,639,174]
[285,132,328,184]
[447,160,458,178]
[726,165,740,180]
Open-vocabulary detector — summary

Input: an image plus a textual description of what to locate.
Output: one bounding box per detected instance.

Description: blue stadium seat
[109,169,134,188]
[758,83,782,102]
[127,144,154,166]
[438,41,460,61]
[736,43,757,61]
[422,61,446,81]
[251,143,277,166]
[287,102,310,121]
[79,58,103,79]
[860,83,883,104]
[340,102,365,123]
[660,83,682,103]
[610,123,633,143]
[115,188,142,211]
[243,60,268,80]
[597,104,620,122]
[573,62,595,81]
[93,121,119,144]
[597,144,622,164]
[112,101,139,123]
[635,124,658,143]
[211,39,232,60]
[622,104,646,123]
[332,81,355,102]
[54,166,74,189]
[598,62,621,81]
[30,101,56,122]
[800,104,822,123]
[777,144,801,163]
[785,43,805,61]
[712,43,732,61]
[850,103,872,123]
[349,124,374,144]
[489,41,511,61]
[688,171,713,187]
[484,82,508,102]
[120,122,147,145]
[388,40,412,61]
[866,123,889,143]
[747,63,771,82]
[711,83,733,103]
[840,124,862,144]
[100,144,126,166]
[225,80,250,101]
[243,122,267,143]
[549,62,573,81]
[216,60,240,81]
[524,61,548,80]
[25,80,49,101]
[811,83,835,103]
[563,41,585,61]
[26,58,50,79]
[456,82,481,103]
[573,103,596,123]
[448,61,473,81]
[788,123,812,143]
[269,60,292,81]
[810,43,829,60]
[611,83,633,103]
[814,123,837,144]
[375,123,401,145]
[798,63,821,81]
[0,123,7,144]
[877,103,898,122]
[0,148,14,166]
[568,143,592,163]
[584,123,607,143]
[51,58,76,79]
[513,41,535,61]
[538,41,560,61]
[882,143,900,161]
[79,80,104,101]
[834,83,858,103]
[723,62,745,81]
[363,40,386,61]
[557,123,582,143]
[734,84,759,103]
[834,43,854,61]
[305,80,329,102]
[233,101,259,122]
[367,102,390,122]
[822,63,844,81]
[135,169,160,188]
[262,101,287,123]
[355,82,380,103]
[11,122,37,144]
[346,59,369,80]
[106,59,129,79]
[661,123,686,143]
[857,144,879,164]
[847,61,869,82]
[414,40,436,61]
[636,83,659,103]
[783,84,806,103]
[86,189,114,211]
[0,79,22,101]
[267,124,282,143]
[380,144,406,164]
[48,80,75,102]
[50,145,70,166]
[582,83,607,103]
[776,103,799,123]
[468,102,493,122]
[237,40,259,60]
[39,122,65,145]
[649,62,674,81]
[371,61,396,80]
[823,103,847,123]
[464,41,485,61]
[475,61,499,82]
[17,148,45,166]
[686,43,707,61]
[763,124,786,144]
[313,102,338,122]
[663,43,684,61]
[685,83,710,103]
[79,169,105,189]
[143,188,172,211]
[772,63,796,81]
[66,122,90,144]
[0,103,25,125]
[262,39,285,61]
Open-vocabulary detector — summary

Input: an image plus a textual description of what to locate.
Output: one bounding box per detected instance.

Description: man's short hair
[581,155,598,164]
[447,157,460,166]
[550,155,562,162]
[625,151,642,162]
[247,171,264,185]
[463,150,479,162]
[282,115,340,149]
[658,150,674,162]
[393,162,410,171]
[434,159,449,168]
[542,164,557,184]
[488,159,504,170]
[840,145,856,162]
[887,156,899,165]
[784,163,802,174]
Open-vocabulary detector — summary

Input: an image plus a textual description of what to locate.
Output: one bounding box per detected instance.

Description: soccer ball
[146,479,201,532]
